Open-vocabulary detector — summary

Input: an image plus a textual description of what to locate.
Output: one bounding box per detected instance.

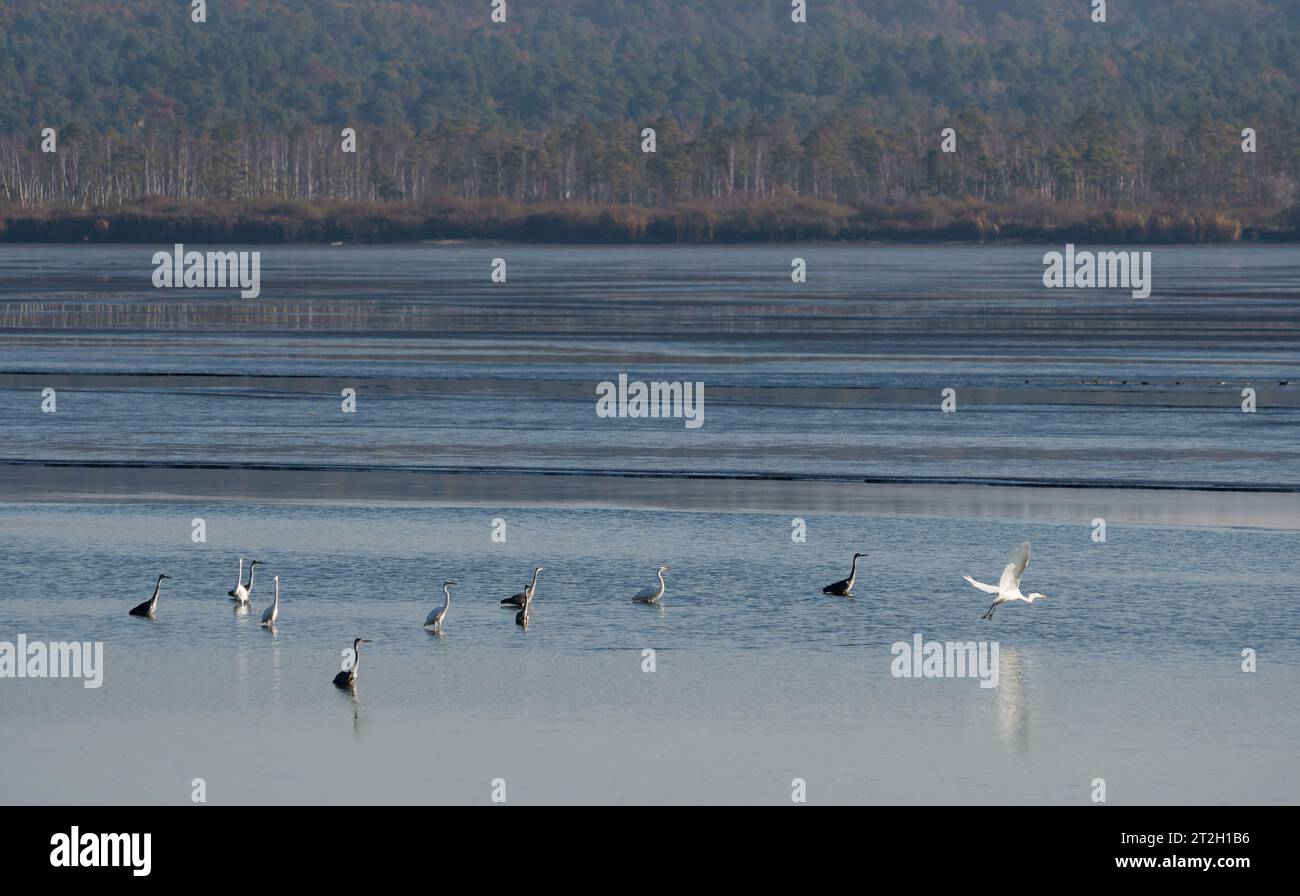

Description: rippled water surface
[1,244,1297,804]
[1,244,1298,487]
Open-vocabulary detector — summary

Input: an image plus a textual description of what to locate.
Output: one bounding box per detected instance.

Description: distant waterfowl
[333,638,372,689]
[229,559,263,604]
[503,566,543,607]
[129,574,170,617]
[964,541,1051,620]
[822,552,864,596]
[261,575,281,628]
[633,565,671,604]
[425,580,455,631]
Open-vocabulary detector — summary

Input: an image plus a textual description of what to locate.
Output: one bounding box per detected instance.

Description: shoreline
[4,463,1299,529]
[3,199,1295,245]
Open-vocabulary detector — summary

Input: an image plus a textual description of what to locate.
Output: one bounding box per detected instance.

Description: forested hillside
[1,0,1297,240]
[3,0,1298,131]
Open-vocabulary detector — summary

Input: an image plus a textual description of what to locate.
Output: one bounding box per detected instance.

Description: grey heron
[822,552,864,596]
[333,638,373,688]
[129,574,170,617]
[515,588,534,627]
[502,566,543,607]
[226,558,245,600]
[229,559,263,604]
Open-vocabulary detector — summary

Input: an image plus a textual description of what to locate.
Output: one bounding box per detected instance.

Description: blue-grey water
[1,245,1297,488]
[1,244,1297,804]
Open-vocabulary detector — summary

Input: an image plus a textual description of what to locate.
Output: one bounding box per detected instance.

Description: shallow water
[1,244,1298,489]
[2,502,1297,805]
[0,244,1297,804]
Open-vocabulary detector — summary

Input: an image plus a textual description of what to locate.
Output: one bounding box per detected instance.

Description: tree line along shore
[3,0,1297,245]
[1,198,1294,244]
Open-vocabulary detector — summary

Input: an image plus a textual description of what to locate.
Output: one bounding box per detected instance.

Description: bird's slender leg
[983,600,998,620]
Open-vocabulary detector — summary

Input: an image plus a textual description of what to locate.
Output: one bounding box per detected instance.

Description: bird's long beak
[360,639,373,644]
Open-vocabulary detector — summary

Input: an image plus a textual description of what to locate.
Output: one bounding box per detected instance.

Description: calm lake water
[0,244,1297,804]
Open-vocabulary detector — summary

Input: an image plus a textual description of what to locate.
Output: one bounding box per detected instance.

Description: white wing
[964,576,1000,595]
[998,541,1030,591]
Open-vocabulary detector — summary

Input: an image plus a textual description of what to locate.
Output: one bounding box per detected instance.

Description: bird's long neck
[273,580,280,609]
[443,585,452,609]
[151,577,164,602]
[352,643,362,674]
[847,555,858,583]
[657,568,666,591]
[529,568,541,591]
[246,565,257,590]
[236,559,243,580]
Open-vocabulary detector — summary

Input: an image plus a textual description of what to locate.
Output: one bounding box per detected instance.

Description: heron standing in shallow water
[227,559,245,600]
[822,552,865,596]
[503,566,543,607]
[633,566,671,604]
[333,638,373,688]
[261,575,281,628]
[964,541,1051,620]
[425,580,455,632]
[515,589,533,628]
[229,559,263,604]
[129,574,170,617]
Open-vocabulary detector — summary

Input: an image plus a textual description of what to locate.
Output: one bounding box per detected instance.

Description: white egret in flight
[502,566,543,607]
[261,575,281,628]
[425,580,455,632]
[333,638,373,689]
[129,574,170,617]
[633,566,671,604]
[964,541,1050,620]
[822,552,864,596]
